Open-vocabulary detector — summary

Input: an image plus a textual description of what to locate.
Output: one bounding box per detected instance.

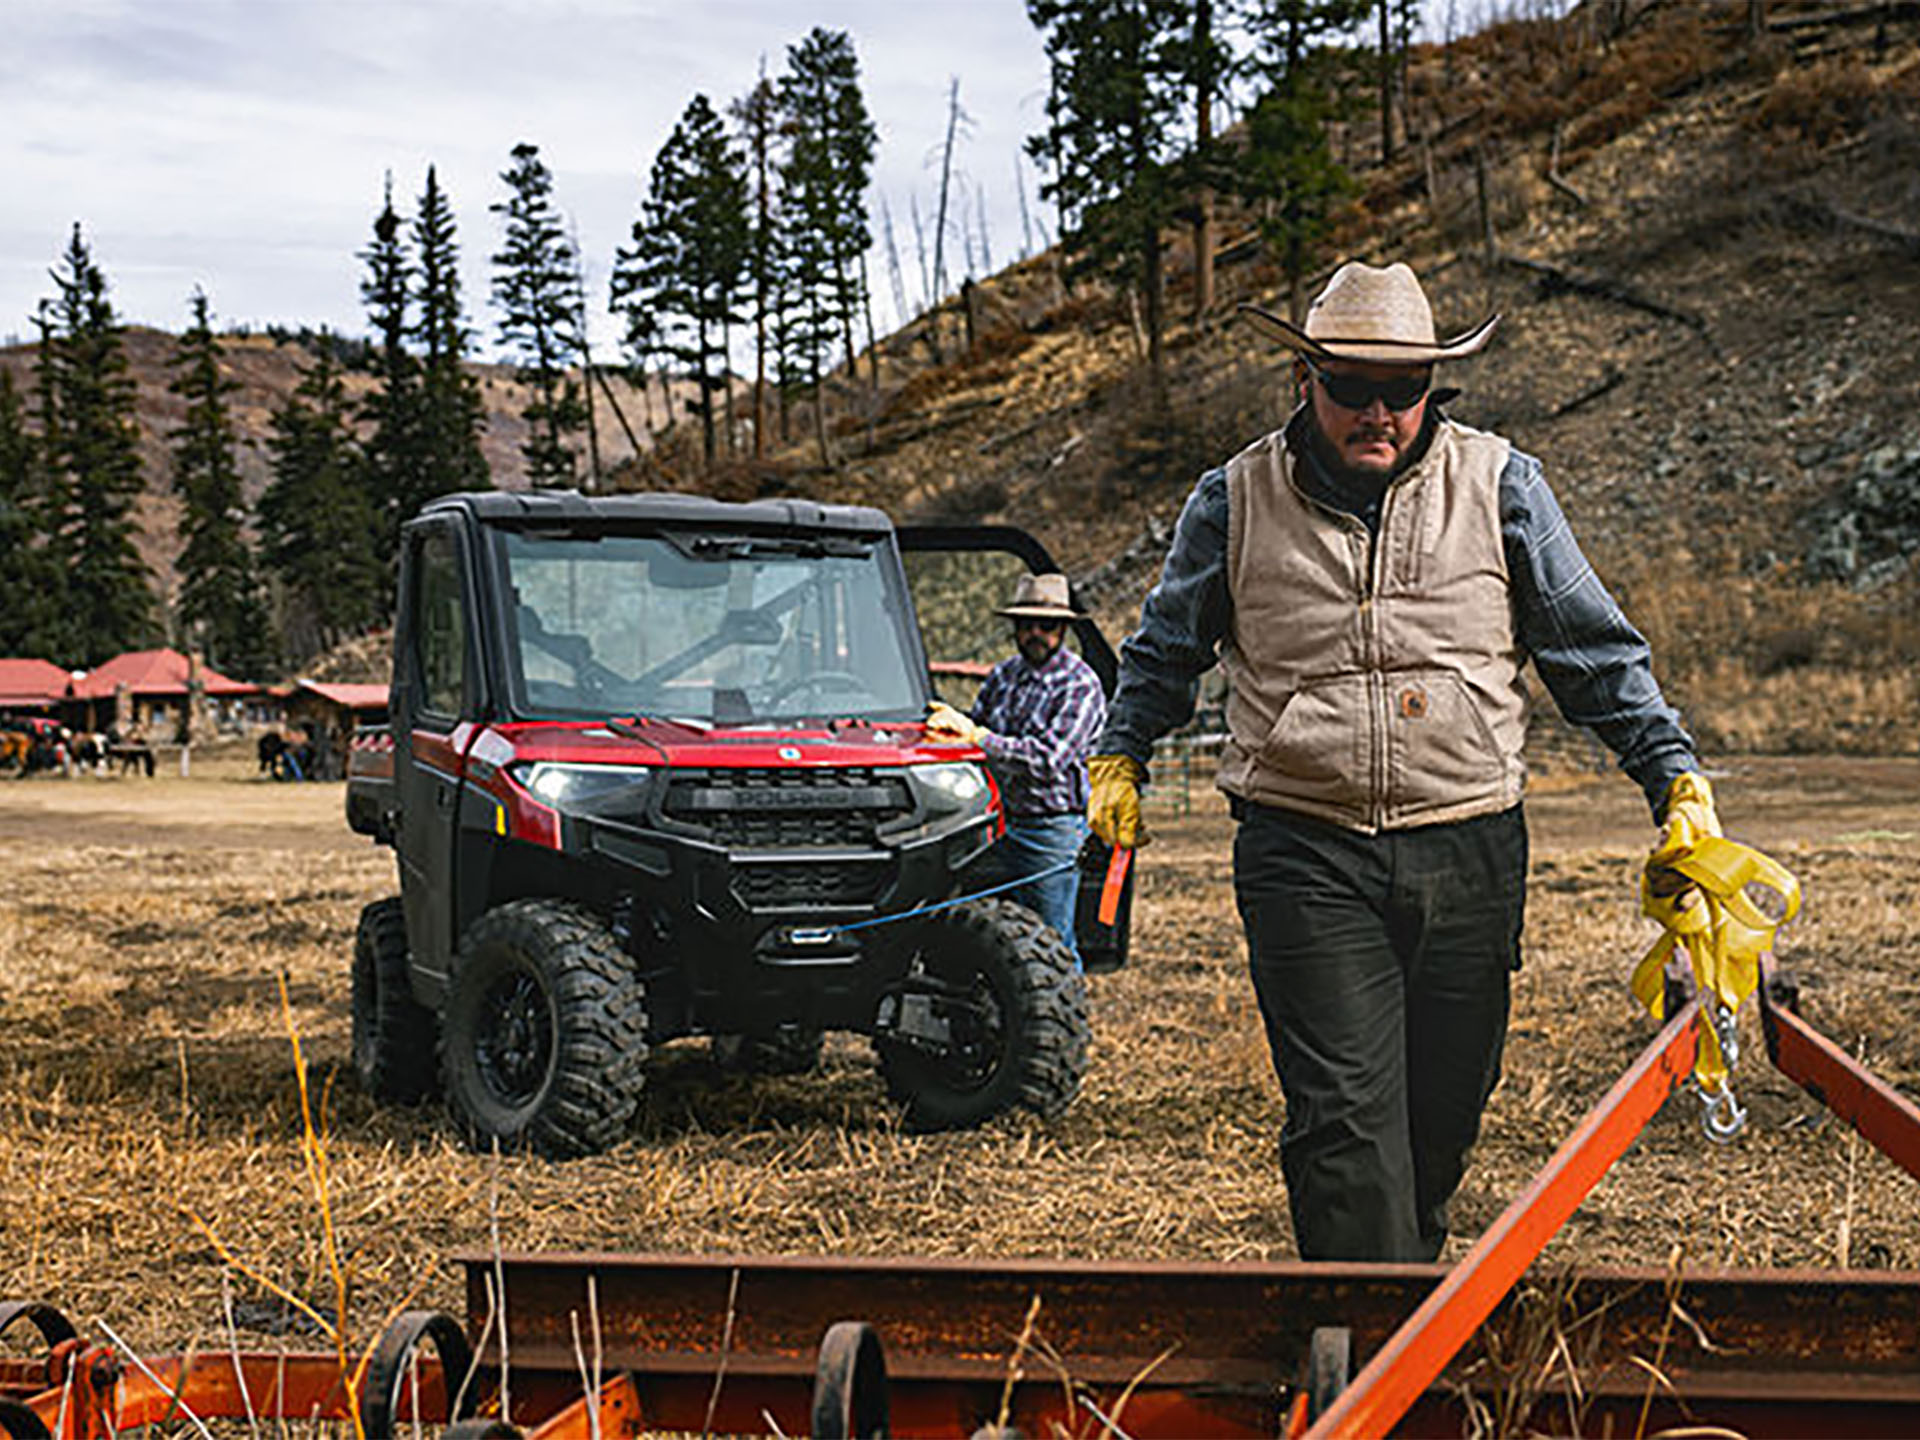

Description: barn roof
[0,657,74,707]
[69,649,256,700]
[296,681,390,712]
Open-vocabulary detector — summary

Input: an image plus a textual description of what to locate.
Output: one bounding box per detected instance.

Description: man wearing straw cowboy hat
[1086,260,1718,1261]
[926,571,1107,968]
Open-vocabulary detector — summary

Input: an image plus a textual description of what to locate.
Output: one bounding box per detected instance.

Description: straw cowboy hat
[1237,261,1498,365]
[996,572,1085,621]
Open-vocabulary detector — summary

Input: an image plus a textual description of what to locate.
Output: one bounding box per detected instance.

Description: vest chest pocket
[1254,675,1370,808]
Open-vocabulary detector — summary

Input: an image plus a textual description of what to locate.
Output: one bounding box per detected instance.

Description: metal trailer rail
[4,962,1919,1439]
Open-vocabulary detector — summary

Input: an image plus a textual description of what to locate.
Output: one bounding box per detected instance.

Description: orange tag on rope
[1098,846,1132,927]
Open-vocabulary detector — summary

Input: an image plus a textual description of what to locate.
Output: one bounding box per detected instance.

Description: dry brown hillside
[5,0,1917,753]
[710,0,1920,759]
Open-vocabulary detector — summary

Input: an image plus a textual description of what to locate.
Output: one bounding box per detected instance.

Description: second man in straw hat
[1085,261,1717,1261]
[925,572,1106,968]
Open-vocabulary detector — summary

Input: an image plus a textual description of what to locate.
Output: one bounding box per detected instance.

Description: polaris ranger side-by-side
[345,490,1133,1156]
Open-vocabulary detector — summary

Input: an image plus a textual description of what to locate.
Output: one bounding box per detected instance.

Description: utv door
[896,524,1135,973]
[393,519,482,990]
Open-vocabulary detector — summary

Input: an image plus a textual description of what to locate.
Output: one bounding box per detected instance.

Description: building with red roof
[64,648,259,737]
[0,658,74,711]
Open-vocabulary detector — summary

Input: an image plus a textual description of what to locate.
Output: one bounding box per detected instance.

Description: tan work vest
[1215,417,1528,833]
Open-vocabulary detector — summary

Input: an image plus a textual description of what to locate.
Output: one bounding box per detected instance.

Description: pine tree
[44,224,153,665]
[168,289,277,677]
[1238,1,1369,319]
[775,28,877,463]
[779,32,879,389]
[1025,0,1190,388]
[358,173,422,569]
[0,368,63,658]
[731,67,781,460]
[257,342,382,660]
[25,306,78,660]
[490,142,588,487]
[612,94,749,468]
[783,29,878,382]
[411,165,490,508]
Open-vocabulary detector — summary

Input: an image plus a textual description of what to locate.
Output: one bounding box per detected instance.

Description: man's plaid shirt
[972,645,1107,817]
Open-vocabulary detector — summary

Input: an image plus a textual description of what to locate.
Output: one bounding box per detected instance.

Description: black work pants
[1233,801,1527,1262]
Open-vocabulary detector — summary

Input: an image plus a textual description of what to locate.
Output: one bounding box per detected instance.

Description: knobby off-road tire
[711,1028,825,1076]
[441,899,649,1158]
[877,896,1089,1131]
[351,896,439,1104]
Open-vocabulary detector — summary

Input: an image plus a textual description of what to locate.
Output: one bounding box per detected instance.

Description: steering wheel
[766,670,874,707]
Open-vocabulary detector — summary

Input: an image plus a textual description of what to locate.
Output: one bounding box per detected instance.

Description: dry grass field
[2,743,1917,1388]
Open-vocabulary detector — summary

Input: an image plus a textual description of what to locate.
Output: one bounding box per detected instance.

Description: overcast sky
[5,0,1455,359]
[3,0,1075,356]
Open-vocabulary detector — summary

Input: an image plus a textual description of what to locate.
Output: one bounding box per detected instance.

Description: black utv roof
[417,489,895,538]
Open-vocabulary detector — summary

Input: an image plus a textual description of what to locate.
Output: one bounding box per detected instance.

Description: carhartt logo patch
[1399,686,1428,720]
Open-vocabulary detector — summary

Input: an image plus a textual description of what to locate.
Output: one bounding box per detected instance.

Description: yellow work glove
[1087,753,1149,850]
[1628,770,1800,1107]
[1643,771,1721,918]
[924,700,987,747]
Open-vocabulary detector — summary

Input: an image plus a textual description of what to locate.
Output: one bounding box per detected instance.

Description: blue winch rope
[820,858,1079,936]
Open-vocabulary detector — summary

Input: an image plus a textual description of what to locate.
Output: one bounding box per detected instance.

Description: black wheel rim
[923,965,1007,1095]
[474,965,554,1108]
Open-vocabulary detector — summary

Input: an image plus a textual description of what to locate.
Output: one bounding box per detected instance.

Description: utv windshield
[498,529,926,725]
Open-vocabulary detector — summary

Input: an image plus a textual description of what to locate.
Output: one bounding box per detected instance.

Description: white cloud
[4,0,1054,355]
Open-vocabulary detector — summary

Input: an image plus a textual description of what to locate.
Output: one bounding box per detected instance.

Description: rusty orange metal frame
[1760,956,1920,1183]
[13,969,1920,1439]
[1303,995,1701,1437]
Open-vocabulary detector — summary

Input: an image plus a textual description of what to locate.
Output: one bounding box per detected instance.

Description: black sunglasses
[1307,362,1432,413]
[1012,617,1066,634]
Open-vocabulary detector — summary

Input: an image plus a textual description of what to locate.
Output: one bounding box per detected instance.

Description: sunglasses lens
[1315,367,1430,412]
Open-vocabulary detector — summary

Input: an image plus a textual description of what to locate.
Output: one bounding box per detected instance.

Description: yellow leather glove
[1087,753,1149,850]
[1644,771,1722,915]
[924,700,987,747]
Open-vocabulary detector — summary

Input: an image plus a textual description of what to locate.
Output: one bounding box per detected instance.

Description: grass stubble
[0,749,1916,1435]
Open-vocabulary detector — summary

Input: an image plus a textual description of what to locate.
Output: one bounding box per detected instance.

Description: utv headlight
[510,762,653,811]
[913,761,990,817]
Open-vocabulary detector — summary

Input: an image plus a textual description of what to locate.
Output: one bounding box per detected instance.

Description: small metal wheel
[812,1320,890,1439]
[362,1309,480,1436]
[0,1301,77,1349]
[1307,1325,1352,1420]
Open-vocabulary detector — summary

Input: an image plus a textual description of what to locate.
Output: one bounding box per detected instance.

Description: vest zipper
[1365,489,1399,832]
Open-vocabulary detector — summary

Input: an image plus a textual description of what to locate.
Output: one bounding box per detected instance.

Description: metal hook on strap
[1699,1079,1748,1144]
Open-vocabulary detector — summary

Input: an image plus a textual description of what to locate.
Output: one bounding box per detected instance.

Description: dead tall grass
[1,757,1917,1387]
[1610,562,1920,755]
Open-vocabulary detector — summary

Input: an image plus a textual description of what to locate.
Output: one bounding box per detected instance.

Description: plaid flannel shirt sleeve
[1097,467,1233,770]
[976,662,1107,799]
[1501,450,1698,817]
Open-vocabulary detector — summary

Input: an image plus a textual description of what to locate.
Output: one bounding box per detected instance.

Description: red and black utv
[346,490,1133,1156]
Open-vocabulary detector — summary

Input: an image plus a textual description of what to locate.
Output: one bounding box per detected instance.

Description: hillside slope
[736,0,1920,756]
[4,1,1916,754]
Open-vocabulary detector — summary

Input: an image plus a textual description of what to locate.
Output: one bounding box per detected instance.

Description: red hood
[471,717,980,769]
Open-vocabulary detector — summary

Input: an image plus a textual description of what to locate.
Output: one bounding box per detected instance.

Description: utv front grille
[732,858,893,909]
[664,767,913,850]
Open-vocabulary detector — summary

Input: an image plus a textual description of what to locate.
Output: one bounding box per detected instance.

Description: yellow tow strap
[1630,832,1802,1094]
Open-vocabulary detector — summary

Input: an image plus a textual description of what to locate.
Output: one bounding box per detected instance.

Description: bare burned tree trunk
[861,254,880,389]
[1378,0,1395,165]
[881,194,910,327]
[593,365,642,461]
[1015,152,1037,258]
[931,77,964,360]
[1194,0,1216,319]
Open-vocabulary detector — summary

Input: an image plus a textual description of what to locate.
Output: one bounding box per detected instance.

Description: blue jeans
[990,813,1088,967]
